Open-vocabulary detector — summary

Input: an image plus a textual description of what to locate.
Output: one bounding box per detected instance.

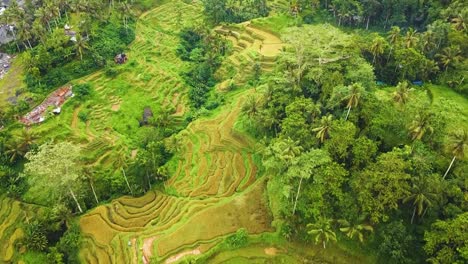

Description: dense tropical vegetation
[0,0,466,263]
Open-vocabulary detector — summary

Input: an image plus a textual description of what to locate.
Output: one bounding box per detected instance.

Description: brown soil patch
[111,104,121,111]
[131,238,138,264]
[264,247,278,256]
[143,236,159,264]
[165,248,201,264]
[174,103,184,116]
[85,121,95,141]
[131,149,138,159]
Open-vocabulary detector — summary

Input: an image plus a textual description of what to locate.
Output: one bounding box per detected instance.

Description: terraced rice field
[0,195,43,263]
[79,1,285,263]
[24,0,199,172]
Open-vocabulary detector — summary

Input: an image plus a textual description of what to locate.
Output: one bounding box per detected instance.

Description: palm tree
[370,36,386,65]
[313,115,333,143]
[436,46,462,71]
[307,217,337,249]
[118,1,132,30]
[74,34,89,61]
[408,112,434,142]
[281,138,303,164]
[5,140,26,163]
[404,28,418,49]
[451,11,467,32]
[403,179,437,224]
[242,96,261,118]
[17,20,33,49]
[443,130,468,179]
[114,151,133,195]
[392,81,412,104]
[35,7,52,32]
[83,167,99,204]
[387,26,401,47]
[6,129,37,162]
[343,83,364,121]
[338,216,373,242]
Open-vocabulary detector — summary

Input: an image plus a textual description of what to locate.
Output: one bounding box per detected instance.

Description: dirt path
[71,107,81,129]
[165,248,201,264]
[142,236,158,264]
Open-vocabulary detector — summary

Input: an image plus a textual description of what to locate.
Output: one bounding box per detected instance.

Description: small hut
[114,53,128,64]
[139,107,153,126]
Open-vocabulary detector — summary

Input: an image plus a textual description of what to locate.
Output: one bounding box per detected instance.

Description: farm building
[114,53,128,64]
[20,86,74,125]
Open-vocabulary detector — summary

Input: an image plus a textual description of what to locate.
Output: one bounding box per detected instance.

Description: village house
[20,86,74,125]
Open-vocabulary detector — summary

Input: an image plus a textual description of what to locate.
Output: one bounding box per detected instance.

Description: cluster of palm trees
[369,24,463,75]
[307,216,374,249]
[4,129,37,163]
[0,0,132,52]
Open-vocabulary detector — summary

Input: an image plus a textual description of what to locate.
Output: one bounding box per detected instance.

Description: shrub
[73,84,93,101]
[225,228,248,249]
[78,111,89,122]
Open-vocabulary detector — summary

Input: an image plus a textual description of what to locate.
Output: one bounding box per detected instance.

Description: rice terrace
[0,0,467,264]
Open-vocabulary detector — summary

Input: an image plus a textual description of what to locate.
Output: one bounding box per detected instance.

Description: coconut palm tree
[386,26,400,61]
[118,1,132,30]
[17,20,33,49]
[403,179,437,224]
[392,81,412,104]
[6,129,38,162]
[451,11,467,32]
[5,140,26,163]
[337,216,373,242]
[83,167,99,204]
[242,96,261,118]
[343,83,364,121]
[408,112,434,142]
[114,151,133,195]
[35,7,52,32]
[370,36,386,65]
[307,217,337,249]
[443,130,468,179]
[74,34,89,61]
[404,28,418,49]
[313,114,333,143]
[436,46,462,71]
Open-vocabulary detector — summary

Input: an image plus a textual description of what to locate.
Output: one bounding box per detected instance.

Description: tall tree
[338,216,373,242]
[343,83,364,121]
[392,81,412,104]
[307,217,337,249]
[24,142,84,213]
[436,46,462,71]
[408,111,434,142]
[370,36,386,65]
[403,177,438,224]
[74,34,89,61]
[114,151,133,195]
[287,149,331,215]
[443,130,468,179]
[404,28,418,49]
[312,114,333,143]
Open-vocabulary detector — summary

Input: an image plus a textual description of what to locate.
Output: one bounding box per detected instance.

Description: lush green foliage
[0,0,466,263]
